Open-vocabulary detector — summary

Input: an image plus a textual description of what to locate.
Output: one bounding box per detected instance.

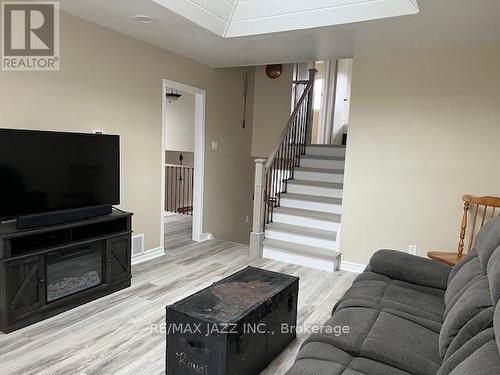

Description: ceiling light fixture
[134,15,155,24]
[166,90,182,103]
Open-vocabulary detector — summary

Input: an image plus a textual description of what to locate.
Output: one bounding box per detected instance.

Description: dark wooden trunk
[166,267,299,375]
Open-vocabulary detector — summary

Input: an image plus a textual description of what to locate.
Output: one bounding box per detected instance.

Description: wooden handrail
[462,195,500,207]
[165,164,193,169]
[292,79,310,85]
[265,81,314,170]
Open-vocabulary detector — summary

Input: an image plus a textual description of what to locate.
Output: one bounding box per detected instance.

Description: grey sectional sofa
[286,217,500,375]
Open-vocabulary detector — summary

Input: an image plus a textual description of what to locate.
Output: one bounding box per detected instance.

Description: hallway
[164,212,193,251]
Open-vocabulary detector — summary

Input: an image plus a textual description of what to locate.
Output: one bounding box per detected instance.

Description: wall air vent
[132,233,144,256]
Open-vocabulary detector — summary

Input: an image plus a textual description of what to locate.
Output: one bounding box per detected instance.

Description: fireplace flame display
[46,246,103,302]
[47,271,101,301]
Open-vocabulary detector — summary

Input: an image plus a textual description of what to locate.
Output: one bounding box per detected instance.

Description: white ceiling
[60,0,500,68]
[150,0,419,38]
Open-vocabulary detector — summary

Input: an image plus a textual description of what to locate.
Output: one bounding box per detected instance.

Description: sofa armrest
[369,250,452,290]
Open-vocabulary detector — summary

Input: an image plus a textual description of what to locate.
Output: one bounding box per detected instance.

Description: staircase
[250,68,345,272]
[262,144,344,271]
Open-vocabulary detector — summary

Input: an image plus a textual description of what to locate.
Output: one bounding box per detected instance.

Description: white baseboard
[131,247,165,265]
[339,260,366,273]
[196,232,214,242]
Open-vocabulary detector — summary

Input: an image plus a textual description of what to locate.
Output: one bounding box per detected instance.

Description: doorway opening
[293,59,353,145]
[161,79,206,250]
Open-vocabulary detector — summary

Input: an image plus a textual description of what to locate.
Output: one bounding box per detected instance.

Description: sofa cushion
[287,341,412,375]
[447,340,500,375]
[437,328,496,375]
[497,302,500,362]
[487,244,500,304]
[440,275,493,358]
[442,307,495,362]
[334,271,446,332]
[302,306,441,375]
[369,250,451,290]
[444,253,482,306]
[474,216,500,272]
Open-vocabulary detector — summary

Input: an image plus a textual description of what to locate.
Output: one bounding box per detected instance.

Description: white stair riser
[280,198,342,214]
[294,170,344,183]
[300,158,345,169]
[306,146,346,158]
[266,229,337,248]
[273,212,340,231]
[287,184,343,198]
[263,247,337,272]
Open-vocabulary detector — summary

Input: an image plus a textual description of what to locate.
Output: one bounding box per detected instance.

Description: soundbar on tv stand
[16,205,113,229]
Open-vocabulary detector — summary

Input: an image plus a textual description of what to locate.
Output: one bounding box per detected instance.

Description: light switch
[211,141,218,151]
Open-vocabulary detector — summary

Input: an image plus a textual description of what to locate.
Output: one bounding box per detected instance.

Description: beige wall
[341,43,500,265]
[165,89,195,152]
[0,12,255,249]
[251,64,293,158]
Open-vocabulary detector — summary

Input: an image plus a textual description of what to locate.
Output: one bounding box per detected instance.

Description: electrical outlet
[408,245,417,255]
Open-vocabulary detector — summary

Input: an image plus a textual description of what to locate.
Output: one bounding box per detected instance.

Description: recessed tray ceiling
[152,0,419,38]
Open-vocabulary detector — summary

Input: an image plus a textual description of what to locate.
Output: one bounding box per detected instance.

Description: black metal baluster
[182,168,185,214]
[288,132,292,181]
[300,101,307,155]
[293,108,299,170]
[303,99,308,154]
[169,167,172,212]
[191,168,194,215]
[262,81,315,225]
[277,145,284,206]
[188,168,192,215]
[267,170,271,225]
[176,167,179,213]
[182,167,185,214]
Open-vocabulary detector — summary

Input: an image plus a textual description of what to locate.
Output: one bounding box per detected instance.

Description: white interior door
[332,59,353,145]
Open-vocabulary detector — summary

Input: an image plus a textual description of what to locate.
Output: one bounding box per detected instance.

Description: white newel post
[249,159,266,259]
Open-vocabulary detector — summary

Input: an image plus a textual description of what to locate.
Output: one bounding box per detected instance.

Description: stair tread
[288,179,343,189]
[281,193,342,205]
[295,167,344,175]
[266,222,337,240]
[263,238,340,260]
[306,144,346,149]
[302,155,345,161]
[274,206,341,222]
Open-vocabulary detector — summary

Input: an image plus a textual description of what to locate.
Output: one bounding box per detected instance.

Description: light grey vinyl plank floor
[0,214,356,375]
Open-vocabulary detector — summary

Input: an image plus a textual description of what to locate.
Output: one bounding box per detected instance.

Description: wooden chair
[428,195,500,266]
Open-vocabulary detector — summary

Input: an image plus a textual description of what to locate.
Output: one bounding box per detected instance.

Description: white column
[249,159,266,259]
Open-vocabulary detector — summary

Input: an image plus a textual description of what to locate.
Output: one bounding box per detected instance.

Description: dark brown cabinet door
[106,235,131,285]
[6,256,43,319]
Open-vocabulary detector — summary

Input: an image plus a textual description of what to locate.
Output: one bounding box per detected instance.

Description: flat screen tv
[0,129,120,220]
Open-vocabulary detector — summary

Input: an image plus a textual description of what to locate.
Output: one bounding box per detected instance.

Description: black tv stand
[17,205,113,229]
[0,208,132,333]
